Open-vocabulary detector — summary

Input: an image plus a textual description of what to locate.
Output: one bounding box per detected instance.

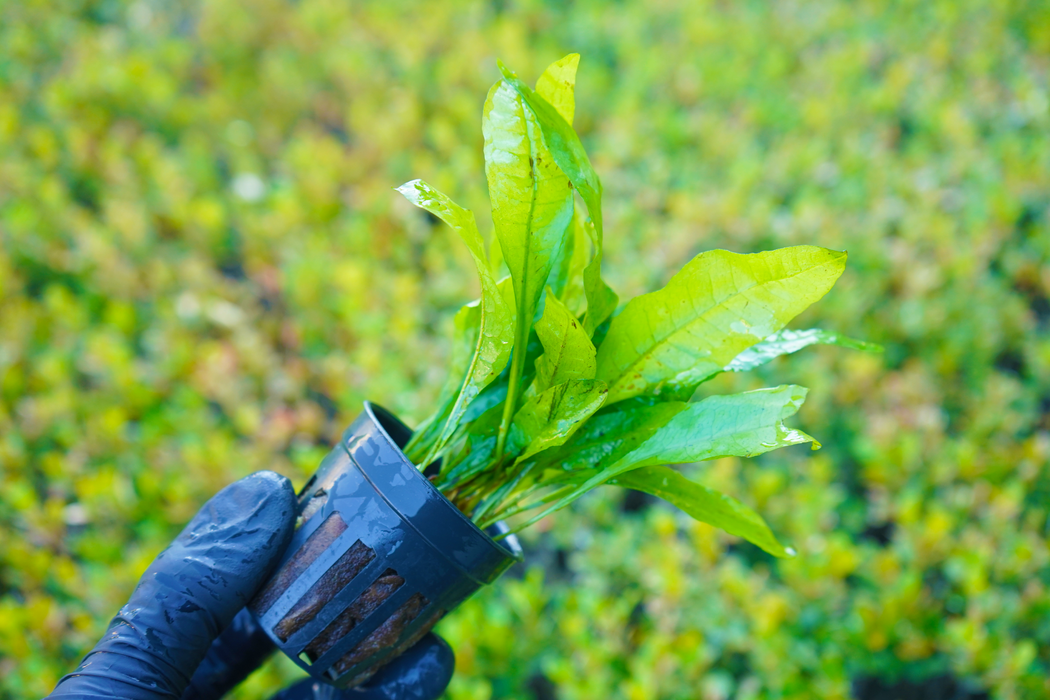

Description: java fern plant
[396,54,877,558]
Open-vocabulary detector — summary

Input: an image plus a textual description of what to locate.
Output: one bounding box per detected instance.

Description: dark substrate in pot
[248,402,522,688]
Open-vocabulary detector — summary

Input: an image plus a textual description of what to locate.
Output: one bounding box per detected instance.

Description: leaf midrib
[495,89,546,461]
[542,312,574,387]
[520,99,541,340]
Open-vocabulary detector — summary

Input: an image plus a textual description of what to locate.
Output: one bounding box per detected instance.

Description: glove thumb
[47,471,298,699]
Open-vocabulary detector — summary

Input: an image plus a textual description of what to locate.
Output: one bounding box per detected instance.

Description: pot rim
[362,401,524,564]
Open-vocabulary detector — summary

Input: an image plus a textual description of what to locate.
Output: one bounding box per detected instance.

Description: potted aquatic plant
[249,54,877,688]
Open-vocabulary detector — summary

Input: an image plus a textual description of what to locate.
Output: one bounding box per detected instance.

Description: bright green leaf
[545,207,589,315]
[508,379,608,464]
[579,217,619,336]
[508,385,815,531]
[596,246,848,405]
[533,288,597,393]
[483,78,576,458]
[403,302,479,463]
[497,61,600,229]
[396,179,514,461]
[497,60,618,336]
[535,53,580,126]
[611,466,795,557]
[726,328,884,372]
[483,79,574,331]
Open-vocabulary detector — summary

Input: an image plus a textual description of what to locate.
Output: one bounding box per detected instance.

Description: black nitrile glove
[47,471,455,700]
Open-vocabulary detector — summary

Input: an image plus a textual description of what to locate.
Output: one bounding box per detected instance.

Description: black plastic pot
[249,402,522,688]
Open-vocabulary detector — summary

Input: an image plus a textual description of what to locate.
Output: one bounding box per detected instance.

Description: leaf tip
[496,59,516,80]
[395,178,424,198]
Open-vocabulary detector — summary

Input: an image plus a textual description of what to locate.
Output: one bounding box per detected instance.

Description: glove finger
[179,606,276,700]
[267,633,454,700]
[48,471,298,700]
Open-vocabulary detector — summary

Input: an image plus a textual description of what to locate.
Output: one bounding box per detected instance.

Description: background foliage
[2,0,1049,698]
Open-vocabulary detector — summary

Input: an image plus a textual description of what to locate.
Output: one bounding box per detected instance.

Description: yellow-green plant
[397,55,878,553]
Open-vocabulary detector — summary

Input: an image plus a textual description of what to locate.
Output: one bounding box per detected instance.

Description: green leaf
[497,61,600,230]
[579,217,619,336]
[611,466,795,558]
[483,79,574,330]
[726,328,884,373]
[545,207,589,315]
[396,180,515,461]
[533,288,597,393]
[508,378,608,464]
[507,385,815,532]
[497,60,618,336]
[483,78,576,459]
[436,399,504,488]
[595,246,848,405]
[577,385,811,471]
[535,53,580,126]
[403,302,479,462]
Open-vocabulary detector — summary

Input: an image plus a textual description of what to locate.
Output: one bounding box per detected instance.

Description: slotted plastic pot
[249,402,523,688]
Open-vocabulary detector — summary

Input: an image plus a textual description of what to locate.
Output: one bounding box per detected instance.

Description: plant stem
[494,336,526,462]
[402,432,425,464]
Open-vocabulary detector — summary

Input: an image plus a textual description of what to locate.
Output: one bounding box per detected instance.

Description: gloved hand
[47,471,455,700]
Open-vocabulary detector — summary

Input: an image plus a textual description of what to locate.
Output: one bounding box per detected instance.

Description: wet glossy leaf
[611,466,795,557]
[726,327,884,372]
[484,77,576,456]
[498,61,618,336]
[396,180,514,460]
[533,288,597,393]
[498,61,600,229]
[483,79,574,339]
[596,247,847,405]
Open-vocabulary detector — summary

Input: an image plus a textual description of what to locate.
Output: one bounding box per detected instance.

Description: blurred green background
[2,0,1050,698]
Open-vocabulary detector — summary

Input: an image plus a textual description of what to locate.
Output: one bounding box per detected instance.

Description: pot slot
[328,592,431,680]
[273,538,377,641]
[303,568,408,663]
[251,511,349,617]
